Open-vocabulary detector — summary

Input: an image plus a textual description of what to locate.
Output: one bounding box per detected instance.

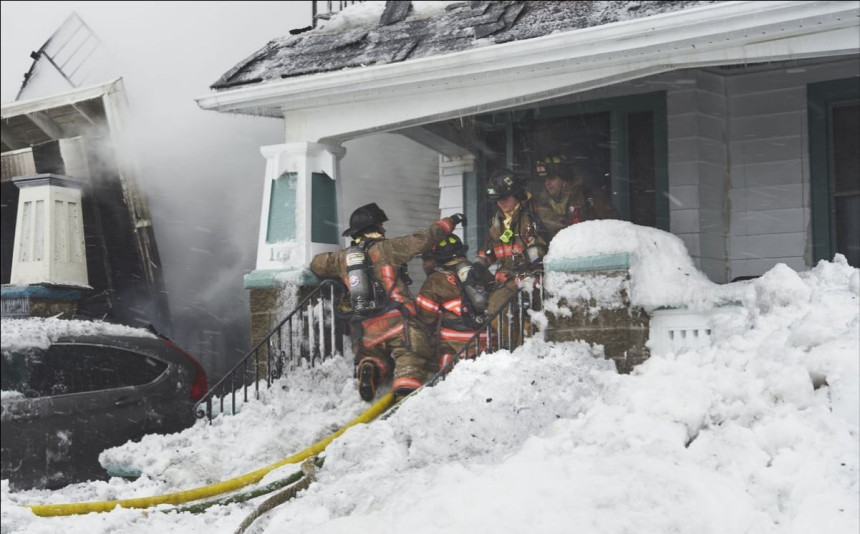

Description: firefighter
[534,153,618,239]
[474,169,548,330]
[309,202,465,402]
[415,234,490,372]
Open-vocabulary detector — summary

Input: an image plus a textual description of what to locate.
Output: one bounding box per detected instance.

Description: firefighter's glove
[449,213,467,228]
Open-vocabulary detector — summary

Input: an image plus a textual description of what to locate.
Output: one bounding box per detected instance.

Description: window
[515,111,612,207]
[3,344,167,398]
[809,78,860,267]
[474,91,668,243]
[831,101,859,267]
[1,347,37,395]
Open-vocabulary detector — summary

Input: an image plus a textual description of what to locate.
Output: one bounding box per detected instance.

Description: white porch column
[10,173,90,288]
[255,141,345,272]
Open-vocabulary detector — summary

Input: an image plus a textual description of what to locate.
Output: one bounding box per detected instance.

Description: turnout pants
[355,318,435,392]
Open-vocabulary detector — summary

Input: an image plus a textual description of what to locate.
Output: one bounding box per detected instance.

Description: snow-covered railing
[312,1,364,28]
[195,280,345,421]
[426,282,545,388]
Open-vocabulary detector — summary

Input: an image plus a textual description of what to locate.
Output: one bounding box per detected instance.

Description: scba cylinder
[346,246,377,315]
[454,261,488,315]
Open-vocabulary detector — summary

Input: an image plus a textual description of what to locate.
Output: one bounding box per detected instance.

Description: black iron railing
[312,1,364,28]
[195,279,345,420]
[427,274,545,388]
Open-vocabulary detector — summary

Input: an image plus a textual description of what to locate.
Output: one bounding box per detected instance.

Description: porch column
[10,173,89,288]
[1,173,89,319]
[254,141,345,273]
[244,141,345,349]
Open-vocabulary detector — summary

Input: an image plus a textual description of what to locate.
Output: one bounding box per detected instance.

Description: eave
[195,1,859,140]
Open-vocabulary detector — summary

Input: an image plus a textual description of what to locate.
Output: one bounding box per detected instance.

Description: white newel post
[10,174,90,288]
[256,142,345,272]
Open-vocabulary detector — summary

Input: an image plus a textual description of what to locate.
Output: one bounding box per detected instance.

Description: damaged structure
[197,1,859,370]
[1,14,170,329]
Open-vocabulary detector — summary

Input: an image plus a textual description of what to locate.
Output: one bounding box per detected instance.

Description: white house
[196,0,859,340]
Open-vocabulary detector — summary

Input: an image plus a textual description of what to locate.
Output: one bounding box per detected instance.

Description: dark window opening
[831,100,859,267]
[809,78,860,268]
[514,112,613,202]
[628,111,656,228]
[1,181,20,284]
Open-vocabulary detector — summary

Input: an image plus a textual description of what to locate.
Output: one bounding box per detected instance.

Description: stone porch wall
[542,269,651,374]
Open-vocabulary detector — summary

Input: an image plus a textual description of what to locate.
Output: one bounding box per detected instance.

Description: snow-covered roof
[210,0,717,90]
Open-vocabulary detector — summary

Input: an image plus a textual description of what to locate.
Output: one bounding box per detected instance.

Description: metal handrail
[195,279,346,420]
[312,1,363,28]
[427,273,545,388]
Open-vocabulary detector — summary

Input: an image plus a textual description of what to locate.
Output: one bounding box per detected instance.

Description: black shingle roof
[211,1,718,90]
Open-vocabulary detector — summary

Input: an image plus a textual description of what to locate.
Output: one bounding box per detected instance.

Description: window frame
[474,91,669,240]
[808,77,860,265]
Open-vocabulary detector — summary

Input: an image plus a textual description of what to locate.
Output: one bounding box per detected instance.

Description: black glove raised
[449,213,467,227]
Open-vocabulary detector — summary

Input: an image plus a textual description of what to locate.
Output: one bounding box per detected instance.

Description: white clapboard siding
[666,71,730,282]
[725,58,859,280]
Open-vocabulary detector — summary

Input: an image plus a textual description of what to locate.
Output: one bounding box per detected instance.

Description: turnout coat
[309,217,457,388]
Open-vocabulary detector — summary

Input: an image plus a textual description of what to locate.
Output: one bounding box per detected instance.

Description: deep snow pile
[1,223,858,533]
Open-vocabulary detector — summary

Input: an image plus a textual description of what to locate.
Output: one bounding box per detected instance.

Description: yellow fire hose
[27,392,395,517]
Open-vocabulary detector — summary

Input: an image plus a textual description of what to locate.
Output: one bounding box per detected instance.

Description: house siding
[481,56,858,282]
[665,71,731,281]
[438,154,471,229]
[726,58,859,280]
[340,132,441,288]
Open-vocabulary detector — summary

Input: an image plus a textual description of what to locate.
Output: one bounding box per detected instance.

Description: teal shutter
[266,172,296,244]
[311,172,339,244]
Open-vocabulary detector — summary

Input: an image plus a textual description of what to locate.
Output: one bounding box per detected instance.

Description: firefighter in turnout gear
[309,202,465,402]
[474,169,548,320]
[416,234,490,372]
[533,153,618,239]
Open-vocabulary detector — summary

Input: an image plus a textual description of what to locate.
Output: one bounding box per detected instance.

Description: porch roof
[196,1,859,143]
[0,78,121,153]
[210,1,716,91]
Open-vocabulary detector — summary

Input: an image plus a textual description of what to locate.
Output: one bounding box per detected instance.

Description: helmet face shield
[486,185,504,201]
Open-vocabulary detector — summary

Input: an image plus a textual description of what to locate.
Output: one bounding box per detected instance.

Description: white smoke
[2,1,312,379]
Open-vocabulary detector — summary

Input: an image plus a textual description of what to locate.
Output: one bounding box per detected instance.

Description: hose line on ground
[169,456,326,515]
[27,393,395,517]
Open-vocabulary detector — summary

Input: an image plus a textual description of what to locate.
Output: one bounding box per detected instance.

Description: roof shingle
[210,1,718,90]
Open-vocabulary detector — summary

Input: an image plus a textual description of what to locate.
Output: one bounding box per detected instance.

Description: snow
[0,317,156,350]
[545,219,744,312]
[315,1,459,34]
[2,222,858,534]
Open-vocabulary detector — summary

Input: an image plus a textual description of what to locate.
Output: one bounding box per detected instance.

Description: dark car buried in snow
[1,319,207,490]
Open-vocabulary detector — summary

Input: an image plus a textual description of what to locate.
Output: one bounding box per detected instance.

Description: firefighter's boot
[358,361,378,402]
